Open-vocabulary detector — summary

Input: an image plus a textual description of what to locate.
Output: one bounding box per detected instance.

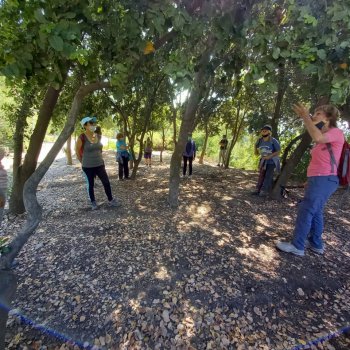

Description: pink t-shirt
[307,127,345,177]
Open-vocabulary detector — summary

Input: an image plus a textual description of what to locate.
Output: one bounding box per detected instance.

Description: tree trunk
[172,107,177,149]
[224,107,245,168]
[270,132,311,199]
[9,86,62,214]
[160,126,165,163]
[281,134,304,168]
[12,90,34,177]
[168,41,214,207]
[65,135,73,165]
[270,63,287,140]
[198,123,209,164]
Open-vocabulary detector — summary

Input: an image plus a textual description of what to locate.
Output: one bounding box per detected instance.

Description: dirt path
[3,151,350,350]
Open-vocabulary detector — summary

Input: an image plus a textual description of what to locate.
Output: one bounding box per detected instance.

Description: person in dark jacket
[183,134,196,178]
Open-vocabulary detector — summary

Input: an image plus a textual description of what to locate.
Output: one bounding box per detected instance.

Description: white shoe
[276,241,304,256]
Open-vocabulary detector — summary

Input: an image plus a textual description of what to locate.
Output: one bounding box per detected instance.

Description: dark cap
[261,125,272,131]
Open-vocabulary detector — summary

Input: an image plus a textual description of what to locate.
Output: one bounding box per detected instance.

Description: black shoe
[251,191,260,196]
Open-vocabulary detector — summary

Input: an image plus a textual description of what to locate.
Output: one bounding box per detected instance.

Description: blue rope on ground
[3,303,349,349]
[1,304,95,349]
[291,325,350,350]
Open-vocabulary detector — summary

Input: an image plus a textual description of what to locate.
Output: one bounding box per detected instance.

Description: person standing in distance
[183,133,196,178]
[144,137,153,168]
[76,116,120,210]
[217,135,228,167]
[116,132,130,180]
[276,104,345,256]
[252,125,281,197]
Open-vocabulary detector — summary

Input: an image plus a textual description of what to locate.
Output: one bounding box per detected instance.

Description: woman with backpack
[252,125,281,197]
[276,104,345,257]
[76,116,120,210]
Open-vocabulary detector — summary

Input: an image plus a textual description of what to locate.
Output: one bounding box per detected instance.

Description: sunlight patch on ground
[254,214,271,232]
[154,188,167,193]
[189,203,211,218]
[128,298,141,311]
[237,244,279,269]
[338,217,350,225]
[239,231,252,243]
[154,266,170,280]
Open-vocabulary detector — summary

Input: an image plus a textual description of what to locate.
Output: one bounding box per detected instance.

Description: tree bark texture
[270,64,287,140]
[172,107,177,148]
[198,123,209,164]
[65,135,73,165]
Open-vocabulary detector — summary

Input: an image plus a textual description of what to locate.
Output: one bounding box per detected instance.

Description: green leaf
[49,35,64,51]
[317,49,326,60]
[34,9,46,23]
[64,12,76,19]
[272,47,280,60]
[280,50,291,58]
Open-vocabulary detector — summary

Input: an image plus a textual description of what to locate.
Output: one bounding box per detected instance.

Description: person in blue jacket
[183,133,196,178]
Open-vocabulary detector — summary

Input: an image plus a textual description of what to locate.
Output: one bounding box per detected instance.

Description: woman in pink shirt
[276,104,345,256]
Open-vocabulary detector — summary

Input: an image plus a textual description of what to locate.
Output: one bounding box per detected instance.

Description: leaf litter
[3,152,350,349]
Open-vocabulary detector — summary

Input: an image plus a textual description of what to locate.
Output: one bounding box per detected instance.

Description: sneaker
[91,201,98,210]
[250,191,260,196]
[108,199,121,207]
[276,241,304,256]
[305,241,324,255]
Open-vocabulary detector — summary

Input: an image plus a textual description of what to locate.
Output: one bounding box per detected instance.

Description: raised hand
[292,103,310,119]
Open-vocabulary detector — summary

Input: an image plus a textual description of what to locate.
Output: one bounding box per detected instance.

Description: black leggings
[82,165,113,202]
[183,156,193,175]
[118,156,129,179]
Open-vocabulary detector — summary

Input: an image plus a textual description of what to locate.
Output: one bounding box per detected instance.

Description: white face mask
[89,126,96,132]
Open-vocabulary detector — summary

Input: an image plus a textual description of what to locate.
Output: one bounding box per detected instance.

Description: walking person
[252,125,281,197]
[144,137,153,168]
[183,133,196,178]
[116,132,130,180]
[0,147,8,225]
[276,104,345,256]
[76,116,120,210]
[217,135,228,167]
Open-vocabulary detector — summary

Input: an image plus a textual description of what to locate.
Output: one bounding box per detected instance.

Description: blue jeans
[292,176,339,250]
